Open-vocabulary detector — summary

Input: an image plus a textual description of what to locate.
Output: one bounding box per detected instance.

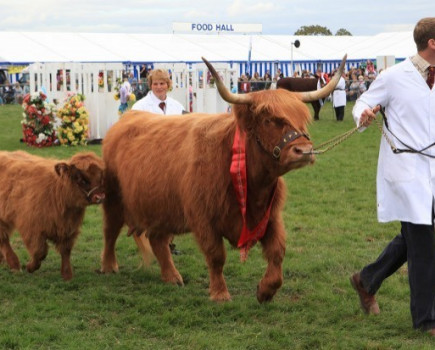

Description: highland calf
[101,56,346,302]
[0,151,105,280]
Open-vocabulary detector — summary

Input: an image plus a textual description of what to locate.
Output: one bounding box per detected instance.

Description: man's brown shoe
[350,272,380,315]
[427,328,435,336]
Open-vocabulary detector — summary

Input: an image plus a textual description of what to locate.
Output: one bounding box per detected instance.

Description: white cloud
[0,0,432,35]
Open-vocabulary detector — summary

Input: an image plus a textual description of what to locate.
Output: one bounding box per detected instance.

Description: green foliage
[335,28,353,36]
[294,25,333,36]
[1,103,434,349]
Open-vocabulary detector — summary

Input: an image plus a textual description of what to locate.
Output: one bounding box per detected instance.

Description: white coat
[332,76,346,107]
[132,91,185,115]
[353,58,435,225]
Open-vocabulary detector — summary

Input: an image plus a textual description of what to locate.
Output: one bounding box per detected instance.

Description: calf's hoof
[61,269,73,281]
[6,253,21,271]
[26,260,42,273]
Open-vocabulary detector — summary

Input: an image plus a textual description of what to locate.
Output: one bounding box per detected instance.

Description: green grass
[0,102,433,349]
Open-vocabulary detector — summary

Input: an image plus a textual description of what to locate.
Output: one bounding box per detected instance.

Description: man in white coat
[350,17,435,335]
[132,68,185,115]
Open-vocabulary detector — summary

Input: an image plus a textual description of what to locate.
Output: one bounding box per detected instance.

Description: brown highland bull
[0,151,105,280]
[100,56,346,302]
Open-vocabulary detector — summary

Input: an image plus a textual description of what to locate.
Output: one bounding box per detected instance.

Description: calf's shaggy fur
[0,151,104,280]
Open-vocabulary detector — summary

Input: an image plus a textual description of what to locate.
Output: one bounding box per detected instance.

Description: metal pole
[291,40,300,77]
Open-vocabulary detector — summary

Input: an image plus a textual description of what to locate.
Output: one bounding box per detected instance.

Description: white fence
[27,62,236,140]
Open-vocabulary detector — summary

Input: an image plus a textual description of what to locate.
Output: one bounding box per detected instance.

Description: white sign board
[172,22,262,34]
[376,56,396,71]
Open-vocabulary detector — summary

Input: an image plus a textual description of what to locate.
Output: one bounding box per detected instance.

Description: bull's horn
[298,54,347,102]
[202,57,252,105]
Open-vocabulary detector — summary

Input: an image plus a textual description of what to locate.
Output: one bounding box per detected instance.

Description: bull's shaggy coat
[100,57,344,302]
[0,151,104,280]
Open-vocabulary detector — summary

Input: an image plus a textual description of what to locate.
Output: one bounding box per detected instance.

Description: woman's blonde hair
[147,69,172,90]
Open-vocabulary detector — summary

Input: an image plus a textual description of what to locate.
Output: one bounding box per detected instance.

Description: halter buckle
[272,146,281,159]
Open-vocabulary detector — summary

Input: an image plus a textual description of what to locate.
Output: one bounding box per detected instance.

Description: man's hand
[359,105,381,127]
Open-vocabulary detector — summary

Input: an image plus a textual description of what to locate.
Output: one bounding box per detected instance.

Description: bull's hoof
[162,273,184,286]
[256,284,276,303]
[210,291,232,302]
[99,261,119,274]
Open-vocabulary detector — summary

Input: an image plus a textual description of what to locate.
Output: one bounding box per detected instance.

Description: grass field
[0,102,434,349]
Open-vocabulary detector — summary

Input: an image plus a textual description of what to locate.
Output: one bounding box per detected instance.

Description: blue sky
[0,0,433,36]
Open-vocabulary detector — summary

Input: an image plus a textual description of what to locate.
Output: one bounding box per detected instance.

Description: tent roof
[0,31,415,65]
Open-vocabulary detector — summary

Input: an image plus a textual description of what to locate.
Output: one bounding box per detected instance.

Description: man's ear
[55,163,69,177]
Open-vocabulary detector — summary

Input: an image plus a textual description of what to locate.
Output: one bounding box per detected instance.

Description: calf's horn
[202,57,252,105]
[298,54,347,103]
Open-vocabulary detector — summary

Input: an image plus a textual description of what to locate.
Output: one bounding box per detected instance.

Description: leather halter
[80,185,102,202]
[257,130,310,160]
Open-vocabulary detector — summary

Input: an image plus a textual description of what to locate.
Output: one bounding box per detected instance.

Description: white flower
[53,116,62,129]
[36,133,47,144]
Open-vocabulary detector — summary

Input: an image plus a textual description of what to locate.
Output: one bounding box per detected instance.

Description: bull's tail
[133,234,155,267]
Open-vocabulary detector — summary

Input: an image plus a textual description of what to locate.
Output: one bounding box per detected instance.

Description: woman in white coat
[332,72,347,121]
[350,17,435,335]
[131,69,185,115]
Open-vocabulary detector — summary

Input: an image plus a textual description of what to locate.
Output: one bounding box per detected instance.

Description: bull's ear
[55,163,69,177]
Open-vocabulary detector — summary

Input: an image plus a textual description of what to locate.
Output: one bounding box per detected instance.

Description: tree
[294,25,332,36]
[336,28,352,36]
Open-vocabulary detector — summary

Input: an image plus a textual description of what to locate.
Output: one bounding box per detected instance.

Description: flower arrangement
[56,93,89,146]
[98,72,104,89]
[113,77,136,103]
[21,92,57,147]
[113,77,123,100]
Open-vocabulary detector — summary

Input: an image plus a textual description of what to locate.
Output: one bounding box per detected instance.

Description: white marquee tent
[0,30,415,140]
[0,31,415,76]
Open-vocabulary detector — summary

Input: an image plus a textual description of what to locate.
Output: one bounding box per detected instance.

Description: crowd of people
[236,59,381,102]
[0,82,28,105]
[1,60,382,107]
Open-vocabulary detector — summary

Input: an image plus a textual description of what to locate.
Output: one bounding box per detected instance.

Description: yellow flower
[73,122,83,133]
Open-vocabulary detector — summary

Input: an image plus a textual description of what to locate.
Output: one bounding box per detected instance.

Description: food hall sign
[172,22,262,34]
